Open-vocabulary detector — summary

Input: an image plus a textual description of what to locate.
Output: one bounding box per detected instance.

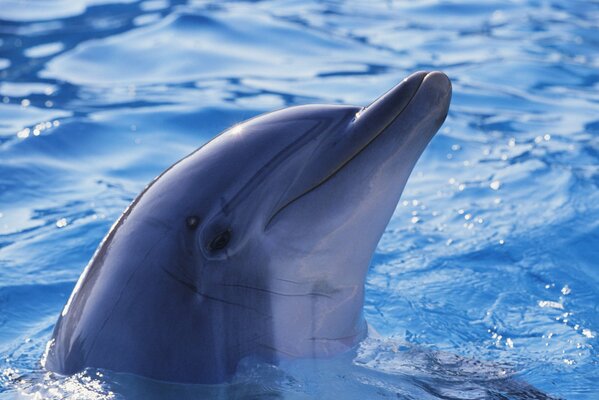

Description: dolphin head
[151,70,450,355]
[46,71,451,382]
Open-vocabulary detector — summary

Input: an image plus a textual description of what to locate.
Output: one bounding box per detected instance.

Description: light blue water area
[1,0,598,398]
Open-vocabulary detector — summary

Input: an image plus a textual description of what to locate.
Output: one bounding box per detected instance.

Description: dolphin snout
[352,71,451,143]
[352,71,425,135]
[422,71,452,94]
[417,71,452,122]
[368,70,451,161]
[266,71,451,227]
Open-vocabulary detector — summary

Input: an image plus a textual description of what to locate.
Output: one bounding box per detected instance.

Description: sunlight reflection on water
[1,0,598,399]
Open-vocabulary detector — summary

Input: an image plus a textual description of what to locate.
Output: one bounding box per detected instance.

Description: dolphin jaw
[265,71,451,229]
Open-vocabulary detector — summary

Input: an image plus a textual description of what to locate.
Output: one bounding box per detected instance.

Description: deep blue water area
[1,1,598,398]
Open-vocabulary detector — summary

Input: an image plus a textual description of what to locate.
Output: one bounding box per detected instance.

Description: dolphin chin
[43,71,452,383]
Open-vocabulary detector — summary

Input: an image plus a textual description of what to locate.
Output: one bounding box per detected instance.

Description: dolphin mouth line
[264,74,428,229]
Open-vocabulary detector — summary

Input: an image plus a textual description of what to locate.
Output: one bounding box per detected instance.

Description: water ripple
[1,0,598,399]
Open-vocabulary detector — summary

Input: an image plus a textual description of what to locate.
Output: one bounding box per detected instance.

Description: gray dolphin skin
[43,71,452,383]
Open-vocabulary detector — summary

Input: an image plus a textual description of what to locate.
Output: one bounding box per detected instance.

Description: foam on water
[1,1,598,398]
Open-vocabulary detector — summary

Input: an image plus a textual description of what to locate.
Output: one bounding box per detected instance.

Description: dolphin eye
[186,216,200,229]
[208,230,231,251]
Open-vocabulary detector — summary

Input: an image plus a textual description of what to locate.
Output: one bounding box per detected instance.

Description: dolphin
[43,71,452,383]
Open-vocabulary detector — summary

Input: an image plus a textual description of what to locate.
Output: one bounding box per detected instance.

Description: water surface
[1,1,598,398]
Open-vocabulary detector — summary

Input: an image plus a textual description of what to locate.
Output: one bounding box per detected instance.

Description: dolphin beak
[353,71,428,130]
[353,71,451,140]
[266,71,451,228]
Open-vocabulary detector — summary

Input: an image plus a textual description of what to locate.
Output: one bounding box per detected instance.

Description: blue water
[1,0,598,398]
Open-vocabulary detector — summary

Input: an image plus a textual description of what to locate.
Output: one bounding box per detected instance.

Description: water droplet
[17,128,30,138]
[538,300,564,309]
[582,329,594,338]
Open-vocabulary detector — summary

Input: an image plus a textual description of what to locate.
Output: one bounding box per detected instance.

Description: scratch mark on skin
[274,277,303,285]
[162,267,199,293]
[257,342,299,358]
[229,332,273,354]
[162,268,273,318]
[219,283,333,299]
[309,334,358,342]
[143,216,172,231]
[87,233,169,359]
